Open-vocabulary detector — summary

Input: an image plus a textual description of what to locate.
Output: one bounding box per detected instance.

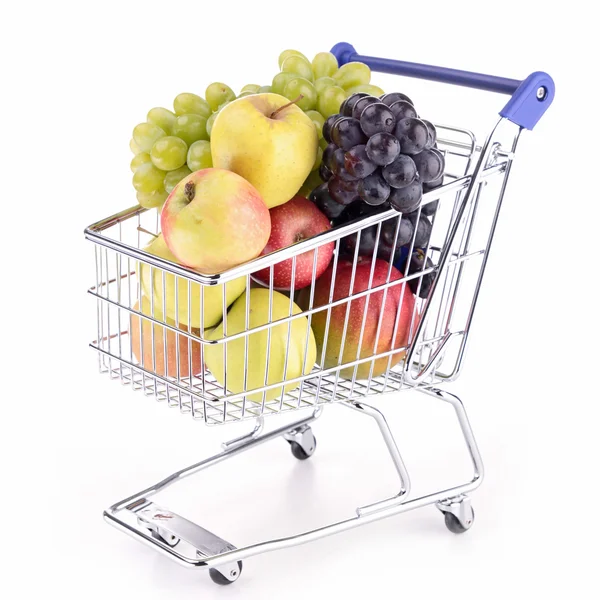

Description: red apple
[305,258,417,380]
[253,196,334,290]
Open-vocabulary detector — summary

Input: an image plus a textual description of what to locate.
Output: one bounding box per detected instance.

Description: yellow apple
[210,93,318,209]
[204,288,316,403]
[138,234,246,330]
[130,297,203,379]
[161,169,271,273]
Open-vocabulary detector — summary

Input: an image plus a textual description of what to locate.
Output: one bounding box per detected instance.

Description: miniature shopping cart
[85,43,554,585]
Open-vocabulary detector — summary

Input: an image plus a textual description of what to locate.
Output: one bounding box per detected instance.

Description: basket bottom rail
[104,387,483,583]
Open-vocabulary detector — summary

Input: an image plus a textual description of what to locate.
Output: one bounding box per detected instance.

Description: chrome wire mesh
[87,124,511,425]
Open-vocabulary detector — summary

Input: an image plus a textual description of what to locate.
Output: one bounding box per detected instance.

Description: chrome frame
[87,118,523,582]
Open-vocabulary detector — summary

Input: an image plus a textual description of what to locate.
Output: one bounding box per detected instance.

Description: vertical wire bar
[200,283,206,399]
[174,275,181,408]
[281,255,296,411]
[116,245,123,381]
[95,246,102,371]
[222,279,228,422]
[138,255,145,391]
[241,274,251,420]
[104,248,113,376]
[161,270,168,400]
[127,256,133,382]
[261,266,275,414]
[316,237,341,403]
[332,230,362,399]
[298,247,319,405]
[149,265,157,396]
[350,222,382,397]
[367,214,402,394]
[187,278,193,405]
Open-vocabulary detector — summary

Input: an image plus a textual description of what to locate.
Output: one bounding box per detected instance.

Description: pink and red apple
[253,195,333,290]
[304,258,417,380]
[161,168,271,273]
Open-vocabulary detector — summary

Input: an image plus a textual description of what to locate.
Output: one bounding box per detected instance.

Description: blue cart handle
[330,43,554,130]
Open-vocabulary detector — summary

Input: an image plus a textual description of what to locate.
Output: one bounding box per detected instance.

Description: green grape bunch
[128,49,383,209]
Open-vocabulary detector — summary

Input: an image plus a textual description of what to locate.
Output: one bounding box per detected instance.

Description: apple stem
[137,226,159,239]
[270,95,304,119]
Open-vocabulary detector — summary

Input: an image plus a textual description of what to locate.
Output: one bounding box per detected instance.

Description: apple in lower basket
[252,196,334,290]
[161,168,271,273]
[138,234,245,329]
[204,288,316,403]
[130,297,202,379]
[305,258,417,380]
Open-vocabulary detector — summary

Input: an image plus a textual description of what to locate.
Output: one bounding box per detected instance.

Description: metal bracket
[436,494,474,529]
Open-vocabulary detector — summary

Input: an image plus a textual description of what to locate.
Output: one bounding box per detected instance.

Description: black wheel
[290,437,316,460]
[209,561,243,586]
[444,509,474,534]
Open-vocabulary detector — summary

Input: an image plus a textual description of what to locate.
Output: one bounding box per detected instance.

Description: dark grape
[359,103,396,136]
[389,101,417,120]
[420,199,439,217]
[423,176,443,192]
[331,117,367,150]
[310,183,346,220]
[380,92,414,107]
[331,147,346,172]
[365,132,401,166]
[382,154,417,188]
[389,181,423,213]
[341,92,369,117]
[412,149,445,183]
[319,162,333,182]
[421,119,437,149]
[394,118,429,155]
[341,225,378,259]
[338,200,388,225]
[351,95,380,120]
[405,249,435,298]
[344,145,377,178]
[328,176,359,205]
[414,216,433,248]
[323,113,342,143]
[358,171,391,205]
[322,143,338,171]
[382,216,415,249]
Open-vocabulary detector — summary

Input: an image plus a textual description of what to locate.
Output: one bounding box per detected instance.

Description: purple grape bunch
[312,92,444,219]
[309,91,447,297]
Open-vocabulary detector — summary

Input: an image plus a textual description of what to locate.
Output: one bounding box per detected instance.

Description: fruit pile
[128,48,445,399]
[129,49,386,208]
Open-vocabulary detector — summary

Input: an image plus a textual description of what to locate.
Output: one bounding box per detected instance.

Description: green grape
[314,77,336,95]
[137,189,169,209]
[206,112,219,138]
[258,85,272,93]
[172,114,208,146]
[150,136,188,171]
[241,84,261,93]
[332,62,371,90]
[298,169,323,199]
[164,166,192,193]
[281,55,313,82]
[237,92,254,98]
[345,84,385,96]
[130,138,142,154]
[283,78,317,111]
[278,49,308,69]
[317,86,346,118]
[319,137,328,151]
[147,107,176,135]
[130,152,151,172]
[173,93,211,118]
[305,110,325,139]
[311,146,323,172]
[187,140,212,172]
[271,72,297,95]
[133,122,166,153]
[312,52,338,79]
[205,83,236,112]
[132,162,167,193]
[218,100,233,111]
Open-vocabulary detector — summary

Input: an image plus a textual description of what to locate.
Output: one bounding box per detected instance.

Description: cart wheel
[209,561,243,586]
[290,437,316,460]
[444,509,474,534]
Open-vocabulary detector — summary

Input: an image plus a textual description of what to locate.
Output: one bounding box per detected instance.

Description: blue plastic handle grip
[330,42,554,130]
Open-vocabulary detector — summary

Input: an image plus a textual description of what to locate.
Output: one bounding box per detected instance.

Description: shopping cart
[85,43,554,585]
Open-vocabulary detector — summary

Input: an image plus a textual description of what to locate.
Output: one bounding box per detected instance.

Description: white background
[2,1,599,598]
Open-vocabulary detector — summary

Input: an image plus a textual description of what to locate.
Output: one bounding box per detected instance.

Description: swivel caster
[209,561,243,585]
[437,495,474,534]
[284,425,317,460]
